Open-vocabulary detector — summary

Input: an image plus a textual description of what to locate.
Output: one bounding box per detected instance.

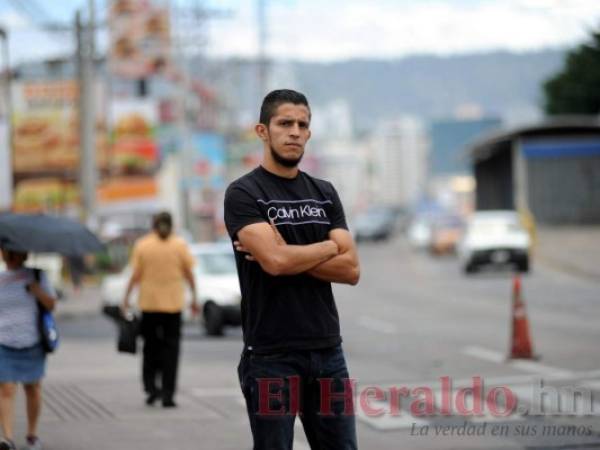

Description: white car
[458,211,531,274]
[407,216,433,250]
[101,242,241,335]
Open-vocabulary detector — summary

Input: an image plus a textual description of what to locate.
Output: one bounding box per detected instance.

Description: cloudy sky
[0,0,598,64]
[205,0,600,60]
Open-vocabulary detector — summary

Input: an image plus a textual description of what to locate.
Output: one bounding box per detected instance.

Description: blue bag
[32,269,59,353]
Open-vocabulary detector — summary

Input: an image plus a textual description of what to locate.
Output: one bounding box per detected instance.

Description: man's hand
[269,220,286,245]
[191,299,201,318]
[236,221,338,276]
[122,266,142,316]
[306,228,360,285]
[121,297,130,316]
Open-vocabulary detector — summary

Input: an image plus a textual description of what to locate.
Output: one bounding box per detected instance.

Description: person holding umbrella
[0,211,103,450]
[0,249,57,450]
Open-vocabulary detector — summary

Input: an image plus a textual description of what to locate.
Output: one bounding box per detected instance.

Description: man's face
[262,103,311,168]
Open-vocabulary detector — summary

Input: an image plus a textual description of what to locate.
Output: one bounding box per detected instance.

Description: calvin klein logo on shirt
[257,199,332,226]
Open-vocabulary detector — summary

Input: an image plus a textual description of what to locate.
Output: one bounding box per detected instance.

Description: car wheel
[204,302,224,336]
[464,263,478,274]
[517,257,529,273]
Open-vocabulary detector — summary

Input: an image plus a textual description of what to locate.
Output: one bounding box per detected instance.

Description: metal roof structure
[467,116,600,162]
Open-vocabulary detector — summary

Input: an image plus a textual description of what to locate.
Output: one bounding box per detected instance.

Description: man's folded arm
[306,228,360,285]
[237,222,339,276]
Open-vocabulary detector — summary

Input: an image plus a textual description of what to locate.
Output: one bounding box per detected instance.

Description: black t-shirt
[224,165,348,353]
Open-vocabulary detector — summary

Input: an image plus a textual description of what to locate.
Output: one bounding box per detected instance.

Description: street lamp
[0,27,12,211]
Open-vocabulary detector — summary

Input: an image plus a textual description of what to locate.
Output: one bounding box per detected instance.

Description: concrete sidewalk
[534,226,600,282]
[11,319,253,450]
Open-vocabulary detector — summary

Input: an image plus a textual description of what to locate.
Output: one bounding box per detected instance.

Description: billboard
[98,98,160,204]
[108,0,171,79]
[190,132,226,190]
[11,80,108,213]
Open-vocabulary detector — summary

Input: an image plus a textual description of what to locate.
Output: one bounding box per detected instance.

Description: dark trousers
[140,312,182,402]
[238,345,358,450]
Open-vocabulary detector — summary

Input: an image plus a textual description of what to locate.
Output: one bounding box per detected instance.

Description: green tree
[543,29,600,115]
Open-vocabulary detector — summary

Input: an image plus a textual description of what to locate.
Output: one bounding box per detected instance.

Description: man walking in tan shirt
[122,212,199,408]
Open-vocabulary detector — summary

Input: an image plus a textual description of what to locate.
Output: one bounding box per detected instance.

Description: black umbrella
[0,212,104,255]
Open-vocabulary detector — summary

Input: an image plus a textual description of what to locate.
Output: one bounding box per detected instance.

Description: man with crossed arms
[225,89,360,450]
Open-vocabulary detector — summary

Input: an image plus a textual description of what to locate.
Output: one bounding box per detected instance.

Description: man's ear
[307,129,312,141]
[255,123,269,142]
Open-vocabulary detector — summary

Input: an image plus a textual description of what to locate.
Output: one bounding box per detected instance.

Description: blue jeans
[238,345,358,450]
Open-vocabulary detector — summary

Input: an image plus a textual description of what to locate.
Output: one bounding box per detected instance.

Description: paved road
[11,237,600,449]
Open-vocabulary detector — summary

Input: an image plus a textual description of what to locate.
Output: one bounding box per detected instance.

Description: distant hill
[198,49,567,130]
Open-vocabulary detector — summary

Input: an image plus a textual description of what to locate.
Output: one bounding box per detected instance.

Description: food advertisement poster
[98,98,160,204]
[108,0,171,79]
[11,80,108,212]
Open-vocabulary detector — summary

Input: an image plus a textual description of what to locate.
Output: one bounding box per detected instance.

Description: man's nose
[289,124,300,137]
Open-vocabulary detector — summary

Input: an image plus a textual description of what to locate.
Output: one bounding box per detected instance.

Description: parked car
[458,211,530,274]
[407,216,433,250]
[429,215,464,256]
[353,207,398,242]
[101,242,241,335]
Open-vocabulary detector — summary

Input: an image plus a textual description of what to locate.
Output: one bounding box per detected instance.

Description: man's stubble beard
[270,144,304,168]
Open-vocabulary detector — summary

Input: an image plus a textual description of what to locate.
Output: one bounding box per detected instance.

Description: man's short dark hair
[153,211,173,239]
[259,89,310,125]
[153,211,172,227]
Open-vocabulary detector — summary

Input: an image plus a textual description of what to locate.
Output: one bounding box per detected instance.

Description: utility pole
[0,28,11,211]
[257,0,268,98]
[76,0,97,228]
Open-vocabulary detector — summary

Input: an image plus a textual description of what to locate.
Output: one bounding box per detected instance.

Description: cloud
[204,0,600,61]
[0,9,29,30]
[0,9,75,65]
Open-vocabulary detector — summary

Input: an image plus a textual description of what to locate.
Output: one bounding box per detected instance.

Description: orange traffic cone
[508,274,536,359]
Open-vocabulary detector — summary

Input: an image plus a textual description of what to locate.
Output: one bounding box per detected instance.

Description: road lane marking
[356,316,399,335]
[462,346,504,364]
[462,346,574,377]
[510,359,573,377]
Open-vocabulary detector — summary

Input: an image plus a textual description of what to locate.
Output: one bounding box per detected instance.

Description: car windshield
[195,251,237,275]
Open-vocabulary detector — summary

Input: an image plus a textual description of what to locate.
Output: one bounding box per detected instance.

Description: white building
[306,100,366,217]
[367,117,428,208]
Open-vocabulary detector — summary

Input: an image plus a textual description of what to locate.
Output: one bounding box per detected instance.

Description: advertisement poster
[190,132,226,190]
[108,0,171,79]
[98,98,160,204]
[11,80,108,212]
